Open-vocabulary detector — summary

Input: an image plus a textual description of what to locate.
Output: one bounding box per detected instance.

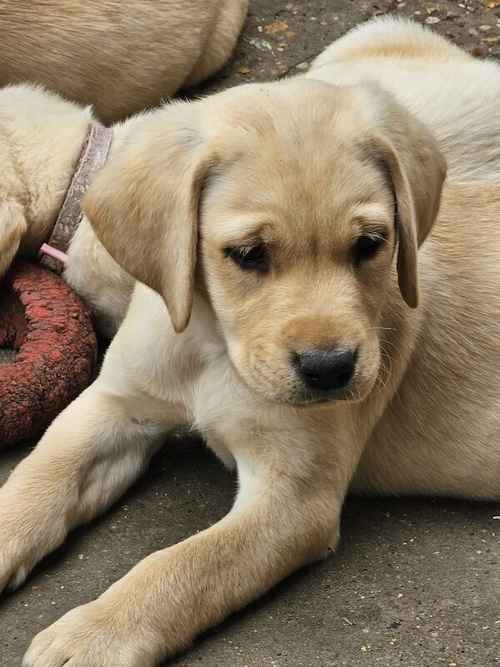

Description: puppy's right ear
[83,107,213,333]
[360,84,446,309]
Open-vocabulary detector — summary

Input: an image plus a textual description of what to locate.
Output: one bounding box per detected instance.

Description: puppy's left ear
[365,92,447,308]
[83,107,213,333]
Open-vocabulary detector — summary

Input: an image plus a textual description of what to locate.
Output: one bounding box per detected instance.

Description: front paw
[0,519,65,594]
[0,486,69,594]
[23,601,160,667]
[0,539,34,594]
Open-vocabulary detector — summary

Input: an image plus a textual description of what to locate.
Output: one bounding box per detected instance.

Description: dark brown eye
[353,234,386,264]
[224,243,269,273]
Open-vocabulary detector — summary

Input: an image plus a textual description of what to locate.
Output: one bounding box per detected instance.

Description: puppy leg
[0,380,172,594]
[0,199,27,277]
[23,426,349,667]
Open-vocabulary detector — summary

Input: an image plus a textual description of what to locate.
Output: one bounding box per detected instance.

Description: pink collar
[39,121,113,274]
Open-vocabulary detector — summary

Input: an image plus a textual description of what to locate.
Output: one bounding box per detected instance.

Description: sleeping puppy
[1,76,500,667]
[0,0,248,123]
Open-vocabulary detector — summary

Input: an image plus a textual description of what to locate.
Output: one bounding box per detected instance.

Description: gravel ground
[2,1,500,666]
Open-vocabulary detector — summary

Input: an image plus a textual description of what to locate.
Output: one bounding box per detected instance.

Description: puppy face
[85,80,445,406]
[200,115,395,405]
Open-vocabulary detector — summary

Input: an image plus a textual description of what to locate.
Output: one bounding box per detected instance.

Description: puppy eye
[353,234,386,264]
[224,243,269,272]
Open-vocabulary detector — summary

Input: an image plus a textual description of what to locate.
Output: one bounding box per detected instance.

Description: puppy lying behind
[307,15,500,182]
[1,74,500,667]
[0,0,248,123]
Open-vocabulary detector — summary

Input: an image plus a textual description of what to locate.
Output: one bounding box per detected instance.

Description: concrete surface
[2,1,500,665]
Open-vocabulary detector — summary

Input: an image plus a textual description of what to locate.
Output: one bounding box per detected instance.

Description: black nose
[294,347,357,393]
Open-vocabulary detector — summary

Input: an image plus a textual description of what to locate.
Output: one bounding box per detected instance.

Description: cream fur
[307,16,500,181]
[0,84,136,336]
[0,0,249,123]
[0,17,499,667]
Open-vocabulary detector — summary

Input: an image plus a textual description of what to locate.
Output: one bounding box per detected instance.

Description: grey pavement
[2,1,500,665]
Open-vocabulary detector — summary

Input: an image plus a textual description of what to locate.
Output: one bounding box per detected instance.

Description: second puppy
[0,0,248,123]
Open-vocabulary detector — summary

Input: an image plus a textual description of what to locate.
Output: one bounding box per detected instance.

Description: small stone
[264,20,288,34]
[471,45,488,57]
[248,37,273,52]
[469,27,479,36]
[479,24,492,31]
[425,16,441,24]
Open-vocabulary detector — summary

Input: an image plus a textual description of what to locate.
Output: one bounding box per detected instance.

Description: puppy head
[84,79,446,406]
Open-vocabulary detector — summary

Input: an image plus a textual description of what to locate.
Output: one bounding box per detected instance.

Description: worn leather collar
[39,121,113,274]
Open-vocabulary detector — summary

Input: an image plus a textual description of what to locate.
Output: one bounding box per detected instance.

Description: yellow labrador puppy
[2,81,500,666]
[0,0,248,123]
[0,18,499,667]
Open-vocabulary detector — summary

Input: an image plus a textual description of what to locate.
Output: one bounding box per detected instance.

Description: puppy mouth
[290,387,353,407]
[230,362,358,407]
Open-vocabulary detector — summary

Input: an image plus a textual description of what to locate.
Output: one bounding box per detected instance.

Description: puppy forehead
[199,81,393,244]
[206,78,377,136]
[202,142,390,247]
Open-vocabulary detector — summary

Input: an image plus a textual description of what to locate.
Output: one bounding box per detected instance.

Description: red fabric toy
[0,261,97,447]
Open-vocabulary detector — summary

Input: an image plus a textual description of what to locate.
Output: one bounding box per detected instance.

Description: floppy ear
[366,103,447,308]
[83,108,213,333]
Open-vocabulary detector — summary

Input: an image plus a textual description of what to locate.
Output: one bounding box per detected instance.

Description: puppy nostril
[293,347,357,393]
